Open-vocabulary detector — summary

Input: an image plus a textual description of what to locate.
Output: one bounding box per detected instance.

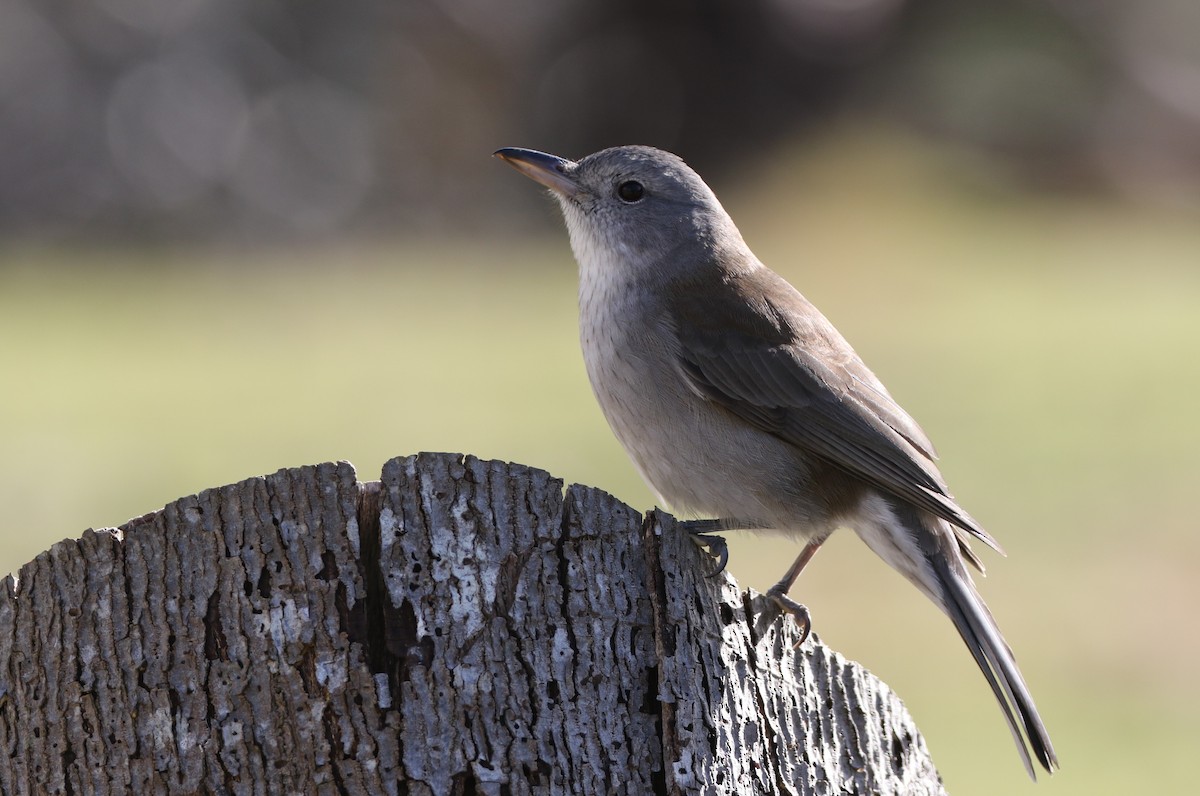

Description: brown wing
[668,265,1003,559]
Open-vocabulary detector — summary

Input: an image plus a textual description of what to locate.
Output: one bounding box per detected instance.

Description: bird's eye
[616,180,645,203]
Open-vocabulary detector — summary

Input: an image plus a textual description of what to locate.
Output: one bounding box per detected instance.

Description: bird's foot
[753,584,812,647]
[683,527,729,577]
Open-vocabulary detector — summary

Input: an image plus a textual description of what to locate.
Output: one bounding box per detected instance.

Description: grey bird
[494,144,1058,778]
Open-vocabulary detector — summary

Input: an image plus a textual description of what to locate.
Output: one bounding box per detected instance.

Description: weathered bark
[0,453,946,795]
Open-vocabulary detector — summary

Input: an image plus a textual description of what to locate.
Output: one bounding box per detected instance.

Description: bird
[494,144,1058,778]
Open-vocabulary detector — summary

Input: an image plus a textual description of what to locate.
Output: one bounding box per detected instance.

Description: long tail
[928,534,1058,777]
[855,495,1059,777]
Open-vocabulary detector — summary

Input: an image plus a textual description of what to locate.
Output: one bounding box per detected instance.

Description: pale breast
[578,275,837,537]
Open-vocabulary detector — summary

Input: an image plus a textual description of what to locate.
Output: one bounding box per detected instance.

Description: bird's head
[495,145,747,283]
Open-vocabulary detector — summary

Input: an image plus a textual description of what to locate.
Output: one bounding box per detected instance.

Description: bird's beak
[494,147,583,199]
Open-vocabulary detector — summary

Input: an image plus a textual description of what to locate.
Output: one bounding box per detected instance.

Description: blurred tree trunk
[0,453,945,795]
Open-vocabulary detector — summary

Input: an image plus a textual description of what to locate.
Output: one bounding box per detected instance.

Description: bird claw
[686,531,730,577]
[754,586,813,648]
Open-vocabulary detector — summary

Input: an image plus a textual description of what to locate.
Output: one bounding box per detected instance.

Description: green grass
[2,129,1198,793]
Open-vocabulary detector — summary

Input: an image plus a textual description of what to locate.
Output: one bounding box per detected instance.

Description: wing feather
[669,267,1004,558]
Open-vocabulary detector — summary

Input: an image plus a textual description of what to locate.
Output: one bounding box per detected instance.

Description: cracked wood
[0,453,945,795]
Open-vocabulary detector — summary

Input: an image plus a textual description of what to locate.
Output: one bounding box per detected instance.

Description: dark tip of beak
[494,147,582,198]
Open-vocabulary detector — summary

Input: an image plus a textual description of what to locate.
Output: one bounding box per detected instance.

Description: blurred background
[2,0,1198,792]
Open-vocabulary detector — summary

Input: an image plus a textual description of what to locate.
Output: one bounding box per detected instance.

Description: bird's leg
[681,519,823,646]
[679,518,768,577]
[756,539,825,646]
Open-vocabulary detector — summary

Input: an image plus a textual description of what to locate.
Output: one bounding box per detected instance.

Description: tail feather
[852,494,1058,777]
[930,549,1059,777]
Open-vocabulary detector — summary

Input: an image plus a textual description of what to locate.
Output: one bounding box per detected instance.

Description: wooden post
[0,453,945,795]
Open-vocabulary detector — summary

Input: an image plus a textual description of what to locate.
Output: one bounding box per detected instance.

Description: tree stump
[0,453,946,795]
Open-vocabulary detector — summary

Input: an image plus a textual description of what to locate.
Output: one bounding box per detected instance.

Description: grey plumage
[495,144,1058,777]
